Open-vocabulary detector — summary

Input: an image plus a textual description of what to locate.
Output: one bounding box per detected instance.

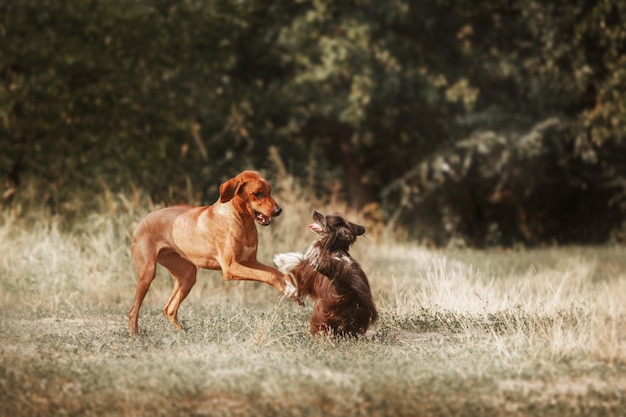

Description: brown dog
[274,211,377,337]
[128,170,298,335]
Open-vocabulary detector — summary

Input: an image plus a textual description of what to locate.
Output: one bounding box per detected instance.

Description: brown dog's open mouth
[255,211,271,226]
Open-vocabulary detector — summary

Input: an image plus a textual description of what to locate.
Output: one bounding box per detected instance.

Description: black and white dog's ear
[349,222,365,236]
[339,229,354,242]
[339,223,364,242]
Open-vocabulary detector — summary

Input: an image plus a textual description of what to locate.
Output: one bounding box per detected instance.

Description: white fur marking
[283,281,297,298]
[333,254,352,263]
[303,244,321,268]
[273,252,304,274]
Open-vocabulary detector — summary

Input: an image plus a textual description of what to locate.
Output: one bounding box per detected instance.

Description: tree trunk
[335,124,373,211]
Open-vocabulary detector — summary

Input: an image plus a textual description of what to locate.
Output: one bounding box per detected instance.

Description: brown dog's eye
[253,191,263,199]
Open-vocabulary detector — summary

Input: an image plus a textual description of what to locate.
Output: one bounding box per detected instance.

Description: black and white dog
[274,211,377,337]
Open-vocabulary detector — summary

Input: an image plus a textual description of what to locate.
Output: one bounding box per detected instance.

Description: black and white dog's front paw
[273,252,304,274]
[274,252,305,306]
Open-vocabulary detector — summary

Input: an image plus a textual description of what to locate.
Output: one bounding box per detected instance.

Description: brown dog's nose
[273,206,283,217]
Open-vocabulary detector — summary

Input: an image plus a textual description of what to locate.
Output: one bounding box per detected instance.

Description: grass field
[1,187,625,416]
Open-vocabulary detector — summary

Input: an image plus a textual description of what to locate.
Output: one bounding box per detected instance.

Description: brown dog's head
[308,210,365,251]
[219,170,282,226]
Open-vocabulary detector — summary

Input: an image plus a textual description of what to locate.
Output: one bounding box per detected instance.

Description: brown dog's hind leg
[160,253,198,331]
[128,260,157,336]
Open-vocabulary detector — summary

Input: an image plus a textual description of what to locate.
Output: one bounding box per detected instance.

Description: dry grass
[1,180,625,416]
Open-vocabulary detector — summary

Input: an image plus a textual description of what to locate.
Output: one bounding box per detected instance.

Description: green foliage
[384,118,626,246]
[1,0,625,245]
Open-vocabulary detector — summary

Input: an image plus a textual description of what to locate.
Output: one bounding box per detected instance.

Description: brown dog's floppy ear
[219,177,241,203]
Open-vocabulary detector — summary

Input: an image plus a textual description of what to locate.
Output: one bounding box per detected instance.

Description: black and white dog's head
[308,210,365,252]
[273,210,365,275]
[273,210,376,336]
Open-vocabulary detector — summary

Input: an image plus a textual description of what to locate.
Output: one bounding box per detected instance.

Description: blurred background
[1,0,625,247]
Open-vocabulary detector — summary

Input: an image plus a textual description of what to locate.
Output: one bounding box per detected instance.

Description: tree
[1,0,624,245]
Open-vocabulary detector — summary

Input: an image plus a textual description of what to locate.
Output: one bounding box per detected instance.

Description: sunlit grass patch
[1,192,625,416]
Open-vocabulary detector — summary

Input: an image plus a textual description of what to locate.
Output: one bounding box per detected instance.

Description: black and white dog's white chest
[273,243,352,277]
[305,244,352,269]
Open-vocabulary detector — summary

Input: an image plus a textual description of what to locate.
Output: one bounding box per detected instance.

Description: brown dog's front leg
[224,261,300,301]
